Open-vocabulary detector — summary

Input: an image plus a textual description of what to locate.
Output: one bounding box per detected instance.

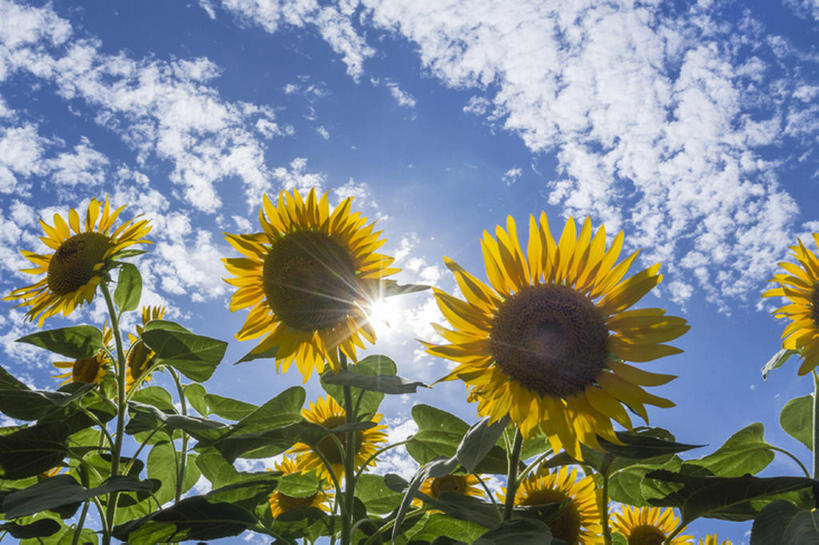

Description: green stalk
[100,281,127,545]
[70,501,91,545]
[502,428,523,521]
[813,370,819,478]
[340,350,356,545]
[600,458,613,545]
[170,368,189,503]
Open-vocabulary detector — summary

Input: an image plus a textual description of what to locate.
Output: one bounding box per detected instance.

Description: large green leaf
[0,364,29,391]
[112,496,256,544]
[184,383,209,416]
[114,263,142,312]
[645,469,815,524]
[321,367,428,395]
[406,405,507,474]
[456,416,509,474]
[0,414,93,480]
[230,386,305,436]
[751,500,819,544]
[203,393,257,420]
[356,474,404,514]
[780,395,812,451]
[389,458,460,541]
[682,423,774,477]
[321,355,396,418]
[147,441,200,506]
[277,471,319,498]
[0,519,61,539]
[0,384,96,421]
[125,401,227,440]
[608,457,682,506]
[130,386,175,412]
[407,513,487,544]
[3,475,155,518]
[16,326,103,359]
[473,519,552,545]
[141,322,227,382]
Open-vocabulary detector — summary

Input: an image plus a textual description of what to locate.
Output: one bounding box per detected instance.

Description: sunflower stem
[170,368,189,503]
[600,455,613,545]
[813,370,819,479]
[100,280,127,545]
[70,500,91,545]
[340,350,356,545]
[502,428,523,521]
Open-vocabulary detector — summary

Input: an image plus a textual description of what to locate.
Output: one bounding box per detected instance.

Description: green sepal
[762,348,799,380]
[16,326,103,359]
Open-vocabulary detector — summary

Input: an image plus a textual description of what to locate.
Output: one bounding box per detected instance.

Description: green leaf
[598,428,702,461]
[321,368,428,395]
[0,364,29,391]
[682,423,774,478]
[0,519,61,538]
[355,474,404,514]
[608,457,682,506]
[147,441,201,506]
[389,459,460,542]
[141,326,227,382]
[321,355,396,418]
[0,414,93,480]
[780,395,812,451]
[277,471,319,498]
[645,469,815,524]
[3,475,155,518]
[203,393,257,420]
[230,386,305,436]
[407,405,507,474]
[234,344,278,365]
[185,383,209,416]
[125,401,227,440]
[382,279,431,297]
[456,416,509,474]
[112,496,256,544]
[0,384,96,421]
[130,386,175,412]
[473,519,553,545]
[16,326,103,359]
[762,348,799,380]
[408,513,487,544]
[751,500,819,544]
[113,263,142,312]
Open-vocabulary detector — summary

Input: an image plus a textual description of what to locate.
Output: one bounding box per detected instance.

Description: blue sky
[0,0,817,543]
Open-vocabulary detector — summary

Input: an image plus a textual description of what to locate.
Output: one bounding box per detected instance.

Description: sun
[366,296,403,339]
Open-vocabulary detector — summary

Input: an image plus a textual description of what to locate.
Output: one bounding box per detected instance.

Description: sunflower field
[0,189,817,545]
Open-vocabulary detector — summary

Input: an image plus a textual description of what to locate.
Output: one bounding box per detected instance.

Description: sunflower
[611,506,691,545]
[223,188,399,381]
[126,306,166,390]
[425,214,688,459]
[762,233,819,375]
[53,324,114,385]
[698,536,730,545]
[4,197,152,326]
[499,466,601,545]
[413,472,485,507]
[268,456,332,519]
[288,395,387,481]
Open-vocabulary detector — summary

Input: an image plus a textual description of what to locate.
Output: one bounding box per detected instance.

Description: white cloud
[502,167,521,186]
[0,123,47,193]
[47,137,109,187]
[271,157,325,196]
[783,0,818,20]
[387,82,416,109]
[316,125,330,139]
[0,0,283,212]
[355,0,814,305]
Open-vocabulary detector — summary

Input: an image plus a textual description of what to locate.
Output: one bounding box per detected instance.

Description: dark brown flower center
[430,474,466,498]
[811,283,819,327]
[520,488,581,545]
[263,230,359,331]
[47,232,112,296]
[489,284,608,398]
[315,415,363,465]
[73,356,102,383]
[627,525,667,545]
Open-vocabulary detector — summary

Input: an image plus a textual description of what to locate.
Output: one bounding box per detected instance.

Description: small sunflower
[500,466,602,545]
[223,188,399,381]
[126,306,166,390]
[268,457,332,519]
[288,395,387,481]
[53,325,114,385]
[762,233,819,375]
[425,214,688,459]
[611,506,691,545]
[414,472,485,507]
[698,536,730,545]
[4,197,152,326]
